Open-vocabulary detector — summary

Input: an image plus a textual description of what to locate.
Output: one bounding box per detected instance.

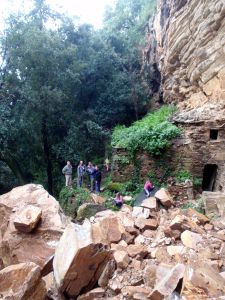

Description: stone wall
[112,104,225,193]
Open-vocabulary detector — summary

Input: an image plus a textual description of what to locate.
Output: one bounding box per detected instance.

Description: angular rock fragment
[202,191,225,218]
[122,285,152,299]
[113,250,130,269]
[132,206,150,219]
[170,215,186,231]
[90,193,105,205]
[149,263,185,300]
[125,226,139,236]
[0,262,46,300]
[92,215,125,244]
[167,245,185,257]
[117,211,135,228]
[186,208,209,224]
[0,184,66,269]
[141,197,158,211]
[135,217,158,231]
[182,261,225,298]
[127,244,148,258]
[98,260,116,288]
[14,205,42,233]
[121,231,135,244]
[181,230,203,250]
[155,188,173,208]
[78,287,105,300]
[53,221,111,298]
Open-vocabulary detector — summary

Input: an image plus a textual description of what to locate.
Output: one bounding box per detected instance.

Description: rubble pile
[1,185,225,299]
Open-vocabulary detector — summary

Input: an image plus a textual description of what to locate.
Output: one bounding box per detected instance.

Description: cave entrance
[202,164,218,191]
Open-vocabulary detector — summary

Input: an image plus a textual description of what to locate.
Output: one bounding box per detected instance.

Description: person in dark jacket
[77,161,85,188]
[94,165,102,193]
[87,162,95,192]
[62,161,72,187]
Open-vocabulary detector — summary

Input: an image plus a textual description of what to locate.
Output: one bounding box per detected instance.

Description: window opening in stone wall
[210,129,218,140]
[202,164,218,191]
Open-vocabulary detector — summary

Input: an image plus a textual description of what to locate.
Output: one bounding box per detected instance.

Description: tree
[0,0,156,195]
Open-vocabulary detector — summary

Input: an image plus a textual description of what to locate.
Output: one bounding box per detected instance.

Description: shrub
[175,169,202,189]
[107,182,124,192]
[112,106,181,157]
[58,186,91,217]
[175,170,192,182]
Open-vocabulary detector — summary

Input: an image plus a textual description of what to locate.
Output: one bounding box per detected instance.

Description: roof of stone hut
[171,102,225,125]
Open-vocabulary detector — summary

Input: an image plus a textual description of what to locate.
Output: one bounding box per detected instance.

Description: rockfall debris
[1,184,225,299]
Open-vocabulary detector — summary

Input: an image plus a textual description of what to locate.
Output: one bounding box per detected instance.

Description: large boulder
[141,197,158,211]
[182,260,225,298]
[149,263,185,299]
[0,184,66,271]
[53,221,111,298]
[92,215,125,244]
[0,262,46,300]
[202,191,225,218]
[155,188,173,208]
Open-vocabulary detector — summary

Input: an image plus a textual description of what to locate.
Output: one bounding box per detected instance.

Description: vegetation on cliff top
[112,106,181,156]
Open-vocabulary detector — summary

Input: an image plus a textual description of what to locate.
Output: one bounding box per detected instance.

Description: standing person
[62,161,72,187]
[77,161,85,188]
[94,165,102,194]
[87,162,95,192]
[144,179,154,197]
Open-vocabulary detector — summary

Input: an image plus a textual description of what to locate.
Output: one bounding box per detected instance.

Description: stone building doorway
[202,164,218,191]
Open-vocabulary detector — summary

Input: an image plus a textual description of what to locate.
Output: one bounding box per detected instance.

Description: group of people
[62,160,103,193]
[62,159,155,206]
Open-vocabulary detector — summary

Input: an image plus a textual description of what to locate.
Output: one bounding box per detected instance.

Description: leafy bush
[107,182,124,192]
[175,170,192,182]
[114,155,130,165]
[175,169,202,189]
[193,177,202,188]
[58,187,91,217]
[112,106,181,156]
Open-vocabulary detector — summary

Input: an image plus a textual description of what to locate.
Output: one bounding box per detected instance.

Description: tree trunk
[41,118,53,195]
[132,87,139,120]
[0,153,28,185]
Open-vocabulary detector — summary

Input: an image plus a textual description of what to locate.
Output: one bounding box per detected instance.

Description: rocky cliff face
[149,0,225,108]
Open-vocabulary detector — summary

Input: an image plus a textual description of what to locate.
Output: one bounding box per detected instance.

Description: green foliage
[0,0,157,194]
[193,177,202,188]
[112,106,181,156]
[58,186,90,217]
[175,170,192,182]
[113,155,130,165]
[181,198,204,214]
[175,169,202,189]
[107,182,124,192]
